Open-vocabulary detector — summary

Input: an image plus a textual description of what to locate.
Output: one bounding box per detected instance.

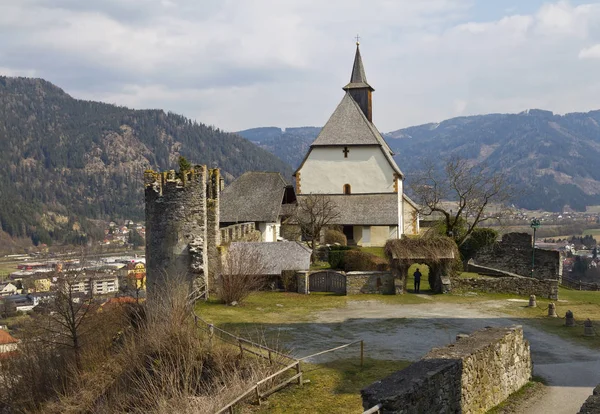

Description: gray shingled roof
[343,44,373,91]
[297,193,400,225]
[220,172,289,223]
[306,93,403,177]
[228,242,311,275]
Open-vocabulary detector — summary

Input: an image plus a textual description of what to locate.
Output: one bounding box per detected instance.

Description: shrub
[344,250,389,272]
[281,270,298,292]
[218,244,266,304]
[328,245,352,269]
[324,229,347,246]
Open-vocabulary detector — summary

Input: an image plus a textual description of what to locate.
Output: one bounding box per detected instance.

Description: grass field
[253,358,410,413]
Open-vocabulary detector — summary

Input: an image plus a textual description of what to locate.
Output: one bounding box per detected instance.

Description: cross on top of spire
[355,34,360,45]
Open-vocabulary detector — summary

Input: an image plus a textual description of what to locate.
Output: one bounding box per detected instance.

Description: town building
[294,42,419,246]
[0,329,19,354]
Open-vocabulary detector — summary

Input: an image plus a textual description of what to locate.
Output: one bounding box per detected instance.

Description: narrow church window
[344,184,351,194]
[343,146,349,158]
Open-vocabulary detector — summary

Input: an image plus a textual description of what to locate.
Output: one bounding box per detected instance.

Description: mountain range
[239,109,600,212]
[3,74,600,249]
[0,77,291,248]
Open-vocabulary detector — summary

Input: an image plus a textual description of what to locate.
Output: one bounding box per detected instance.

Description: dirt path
[278,299,600,413]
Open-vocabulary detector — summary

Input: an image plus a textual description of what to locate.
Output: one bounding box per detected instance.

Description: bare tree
[293,194,341,252]
[39,271,97,370]
[218,243,267,304]
[411,156,513,246]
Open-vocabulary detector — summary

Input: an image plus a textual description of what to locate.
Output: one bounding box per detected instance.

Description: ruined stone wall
[220,222,260,244]
[474,233,561,280]
[144,166,219,299]
[206,168,221,292]
[579,384,600,413]
[362,326,532,414]
[452,275,559,300]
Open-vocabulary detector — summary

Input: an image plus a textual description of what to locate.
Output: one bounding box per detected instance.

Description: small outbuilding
[227,241,311,277]
[220,172,297,242]
[385,237,458,293]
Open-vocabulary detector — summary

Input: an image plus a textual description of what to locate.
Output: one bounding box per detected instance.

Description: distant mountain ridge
[237,127,321,168]
[241,108,600,212]
[0,76,292,247]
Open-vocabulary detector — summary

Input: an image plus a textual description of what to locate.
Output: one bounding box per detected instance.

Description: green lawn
[494,287,600,348]
[253,358,410,414]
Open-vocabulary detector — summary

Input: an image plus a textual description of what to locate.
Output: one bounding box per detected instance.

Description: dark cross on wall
[343,146,350,158]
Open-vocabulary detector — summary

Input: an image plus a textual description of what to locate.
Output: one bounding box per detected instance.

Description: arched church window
[343,184,351,195]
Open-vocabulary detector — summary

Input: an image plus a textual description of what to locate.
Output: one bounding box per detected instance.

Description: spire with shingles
[343,43,374,91]
[343,41,374,121]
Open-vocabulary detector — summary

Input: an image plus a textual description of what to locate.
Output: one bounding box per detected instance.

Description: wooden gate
[309,271,346,294]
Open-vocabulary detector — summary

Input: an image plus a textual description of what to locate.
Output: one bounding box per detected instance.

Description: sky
[1,0,600,132]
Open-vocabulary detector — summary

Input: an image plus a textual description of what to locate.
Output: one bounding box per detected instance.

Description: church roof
[297,193,400,226]
[307,93,403,177]
[220,172,292,223]
[343,44,373,91]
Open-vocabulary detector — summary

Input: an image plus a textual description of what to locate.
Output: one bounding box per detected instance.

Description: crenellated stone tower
[144,166,220,300]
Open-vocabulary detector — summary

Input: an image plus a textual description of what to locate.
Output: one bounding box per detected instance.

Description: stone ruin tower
[144,166,220,300]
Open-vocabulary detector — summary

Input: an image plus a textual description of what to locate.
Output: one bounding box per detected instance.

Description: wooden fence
[193,312,296,365]
[194,311,366,414]
[561,276,600,291]
[216,359,303,414]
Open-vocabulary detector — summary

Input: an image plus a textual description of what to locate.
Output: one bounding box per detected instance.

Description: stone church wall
[474,233,561,280]
[362,326,531,414]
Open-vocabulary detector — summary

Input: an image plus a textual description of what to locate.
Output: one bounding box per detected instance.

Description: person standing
[413,268,422,293]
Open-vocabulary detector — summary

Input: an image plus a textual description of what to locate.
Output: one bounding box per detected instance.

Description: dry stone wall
[452,275,559,300]
[579,384,600,413]
[474,233,561,280]
[346,271,394,294]
[362,326,532,414]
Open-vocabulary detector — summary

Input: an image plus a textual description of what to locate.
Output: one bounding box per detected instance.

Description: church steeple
[343,41,374,122]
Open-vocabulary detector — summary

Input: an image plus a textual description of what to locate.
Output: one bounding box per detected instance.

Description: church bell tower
[343,41,374,122]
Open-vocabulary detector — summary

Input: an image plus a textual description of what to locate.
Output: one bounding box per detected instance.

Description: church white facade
[294,43,419,246]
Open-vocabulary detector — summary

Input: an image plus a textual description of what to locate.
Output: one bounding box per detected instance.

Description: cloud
[579,44,600,59]
[1,1,600,132]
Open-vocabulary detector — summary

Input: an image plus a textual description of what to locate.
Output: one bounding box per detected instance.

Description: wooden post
[209,324,214,349]
[268,350,272,364]
[296,361,303,386]
[360,340,364,368]
[239,340,244,358]
[255,386,261,405]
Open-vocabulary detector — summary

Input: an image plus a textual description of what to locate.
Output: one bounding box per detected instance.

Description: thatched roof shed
[385,237,458,263]
[385,237,459,294]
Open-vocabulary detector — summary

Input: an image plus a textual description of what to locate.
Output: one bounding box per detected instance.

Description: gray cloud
[1,0,600,132]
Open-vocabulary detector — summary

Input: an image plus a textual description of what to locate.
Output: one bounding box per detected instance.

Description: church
[294,42,419,247]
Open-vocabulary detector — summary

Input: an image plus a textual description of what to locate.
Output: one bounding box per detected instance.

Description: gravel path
[278,299,600,413]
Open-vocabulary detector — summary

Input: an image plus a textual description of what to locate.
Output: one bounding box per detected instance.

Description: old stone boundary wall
[296,271,395,295]
[452,274,559,300]
[361,326,532,414]
[579,384,600,413]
